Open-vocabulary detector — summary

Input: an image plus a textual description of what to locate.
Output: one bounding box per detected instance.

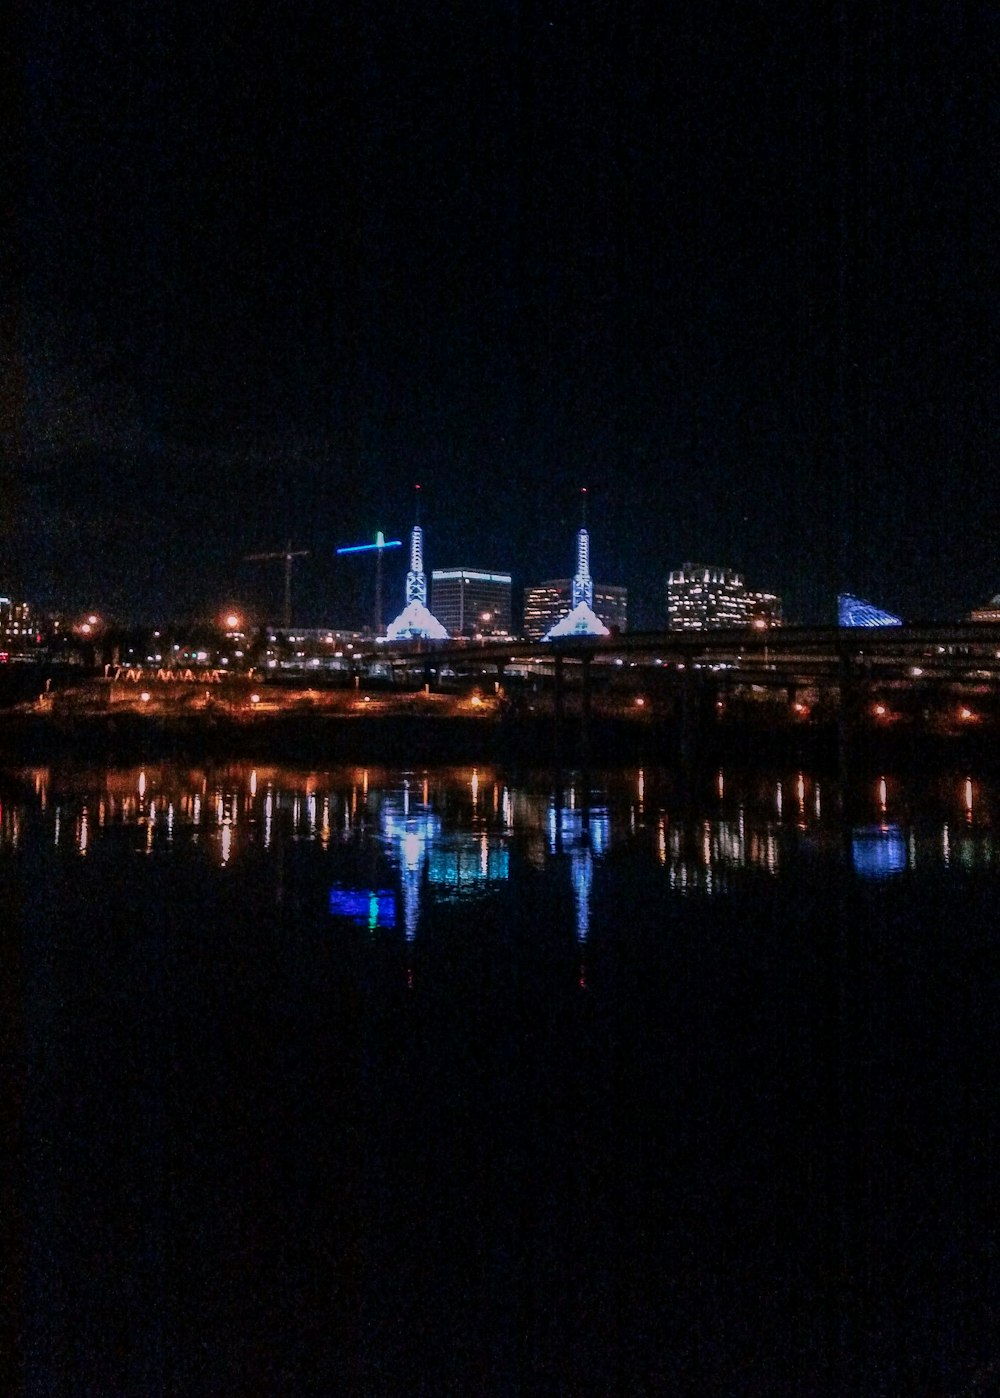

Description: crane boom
[245,540,309,628]
[336,531,402,635]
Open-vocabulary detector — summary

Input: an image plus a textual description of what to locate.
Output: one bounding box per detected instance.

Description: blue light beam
[336,531,403,555]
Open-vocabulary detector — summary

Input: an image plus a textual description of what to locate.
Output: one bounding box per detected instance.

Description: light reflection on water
[2,764,999,935]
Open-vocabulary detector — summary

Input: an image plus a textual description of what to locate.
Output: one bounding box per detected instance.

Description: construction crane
[336,530,402,636]
[244,540,310,629]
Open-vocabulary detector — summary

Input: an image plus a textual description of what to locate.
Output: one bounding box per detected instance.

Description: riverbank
[4,700,999,776]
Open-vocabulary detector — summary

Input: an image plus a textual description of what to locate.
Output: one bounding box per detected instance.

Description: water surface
[4,762,999,1394]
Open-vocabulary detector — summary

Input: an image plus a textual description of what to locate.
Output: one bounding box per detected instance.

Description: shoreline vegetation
[1,675,997,772]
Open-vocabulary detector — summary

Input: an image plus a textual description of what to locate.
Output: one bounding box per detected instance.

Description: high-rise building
[0,596,36,648]
[430,570,513,637]
[746,591,784,628]
[522,580,627,639]
[667,565,748,630]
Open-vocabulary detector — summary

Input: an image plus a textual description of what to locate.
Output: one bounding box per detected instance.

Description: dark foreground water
[3,761,999,1396]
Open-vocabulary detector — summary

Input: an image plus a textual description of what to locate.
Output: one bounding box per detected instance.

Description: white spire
[387,485,449,638]
[571,488,593,609]
[406,524,426,606]
[405,484,426,605]
[572,527,593,610]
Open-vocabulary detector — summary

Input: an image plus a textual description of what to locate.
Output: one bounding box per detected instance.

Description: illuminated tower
[405,487,427,607]
[544,488,610,639]
[385,485,449,640]
[571,489,594,610]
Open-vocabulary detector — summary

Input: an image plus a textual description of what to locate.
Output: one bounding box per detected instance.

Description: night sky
[4,2,996,628]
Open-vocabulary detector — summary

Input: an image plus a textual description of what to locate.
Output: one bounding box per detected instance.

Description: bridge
[374,620,1000,687]
[365,621,1000,770]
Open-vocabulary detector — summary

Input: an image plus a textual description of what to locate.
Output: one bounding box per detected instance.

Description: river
[3,760,999,1394]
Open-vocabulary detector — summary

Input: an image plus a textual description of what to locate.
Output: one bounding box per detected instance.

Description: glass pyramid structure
[837,594,902,628]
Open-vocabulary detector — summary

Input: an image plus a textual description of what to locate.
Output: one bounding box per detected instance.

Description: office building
[430,569,513,637]
[523,580,628,640]
[523,582,569,639]
[667,565,748,631]
[746,591,784,628]
[0,596,39,653]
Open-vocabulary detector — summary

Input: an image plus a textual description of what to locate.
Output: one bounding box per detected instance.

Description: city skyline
[5,3,994,627]
[4,505,996,634]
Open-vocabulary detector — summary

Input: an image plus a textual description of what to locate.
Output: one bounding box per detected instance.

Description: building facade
[0,596,39,656]
[746,590,784,628]
[667,565,748,631]
[430,570,513,637]
[522,580,627,640]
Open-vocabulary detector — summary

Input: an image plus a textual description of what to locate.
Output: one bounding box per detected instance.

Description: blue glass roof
[837,594,902,628]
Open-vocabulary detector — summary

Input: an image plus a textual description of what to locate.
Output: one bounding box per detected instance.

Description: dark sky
[4,1,996,627]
